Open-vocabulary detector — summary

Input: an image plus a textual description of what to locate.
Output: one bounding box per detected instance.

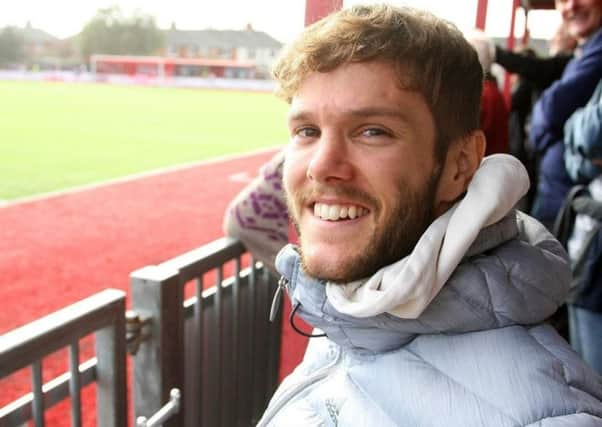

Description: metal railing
[0,237,282,426]
[0,289,127,427]
[130,236,282,426]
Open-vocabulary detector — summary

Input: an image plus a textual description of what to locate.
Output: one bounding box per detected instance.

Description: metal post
[475,0,489,30]
[304,0,342,26]
[193,276,204,426]
[130,265,185,426]
[232,257,241,424]
[69,342,82,427]
[215,266,223,427]
[95,296,127,427]
[31,360,44,427]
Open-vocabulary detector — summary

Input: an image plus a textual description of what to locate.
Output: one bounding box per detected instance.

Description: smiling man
[249,5,602,426]
[286,61,444,282]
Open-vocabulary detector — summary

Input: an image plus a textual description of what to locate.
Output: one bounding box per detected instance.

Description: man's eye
[361,128,389,137]
[296,127,320,138]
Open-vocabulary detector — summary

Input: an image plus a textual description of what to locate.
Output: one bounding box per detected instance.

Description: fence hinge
[136,388,181,427]
[125,310,152,355]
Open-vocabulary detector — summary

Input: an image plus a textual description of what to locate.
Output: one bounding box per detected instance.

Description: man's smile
[312,202,370,221]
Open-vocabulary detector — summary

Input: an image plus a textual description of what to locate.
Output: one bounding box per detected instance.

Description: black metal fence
[0,237,282,426]
[0,289,127,427]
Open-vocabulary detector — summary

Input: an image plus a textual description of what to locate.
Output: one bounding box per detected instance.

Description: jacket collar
[275,155,570,353]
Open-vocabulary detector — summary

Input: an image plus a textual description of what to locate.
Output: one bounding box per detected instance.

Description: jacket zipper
[269,276,288,322]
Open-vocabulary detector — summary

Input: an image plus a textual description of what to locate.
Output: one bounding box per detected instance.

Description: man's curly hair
[272,4,483,161]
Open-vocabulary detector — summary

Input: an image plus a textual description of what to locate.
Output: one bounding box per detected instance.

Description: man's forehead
[285,62,434,128]
[296,62,405,93]
[287,88,431,126]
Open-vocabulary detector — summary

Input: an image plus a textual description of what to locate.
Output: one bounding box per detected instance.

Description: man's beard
[288,169,442,283]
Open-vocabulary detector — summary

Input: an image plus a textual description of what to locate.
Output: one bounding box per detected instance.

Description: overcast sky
[0,0,561,43]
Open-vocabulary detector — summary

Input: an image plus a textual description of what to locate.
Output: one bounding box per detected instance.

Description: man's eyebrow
[345,107,405,119]
[287,110,312,122]
[288,107,406,122]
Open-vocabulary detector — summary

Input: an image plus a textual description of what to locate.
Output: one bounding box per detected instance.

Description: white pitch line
[228,171,254,183]
[1,145,282,209]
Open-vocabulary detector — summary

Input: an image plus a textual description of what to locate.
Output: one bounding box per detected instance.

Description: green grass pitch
[0,81,289,200]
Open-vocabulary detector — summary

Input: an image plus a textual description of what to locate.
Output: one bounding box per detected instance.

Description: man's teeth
[313,203,367,220]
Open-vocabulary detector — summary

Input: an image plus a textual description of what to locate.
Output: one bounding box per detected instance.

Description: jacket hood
[326,155,529,319]
[275,155,570,353]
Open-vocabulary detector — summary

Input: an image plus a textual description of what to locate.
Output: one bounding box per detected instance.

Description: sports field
[0,81,289,200]
[0,81,307,425]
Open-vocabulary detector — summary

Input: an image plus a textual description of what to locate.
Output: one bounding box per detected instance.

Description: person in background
[529,0,602,230]
[248,5,602,426]
[492,23,577,211]
[506,46,540,211]
[515,23,578,150]
[555,78,602,374]
[564,79,602,184]
[494,23,576,93]
[468,31,510,156]
[223,150,287,272]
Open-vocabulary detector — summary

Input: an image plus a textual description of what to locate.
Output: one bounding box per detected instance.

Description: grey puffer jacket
[258,212,602,426]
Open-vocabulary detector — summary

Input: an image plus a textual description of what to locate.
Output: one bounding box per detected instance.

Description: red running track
[0,148,308,425]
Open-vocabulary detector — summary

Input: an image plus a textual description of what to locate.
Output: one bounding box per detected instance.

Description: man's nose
[306,132,353,183]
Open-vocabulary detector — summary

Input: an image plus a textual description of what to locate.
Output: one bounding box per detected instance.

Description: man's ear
[433,130,486,216]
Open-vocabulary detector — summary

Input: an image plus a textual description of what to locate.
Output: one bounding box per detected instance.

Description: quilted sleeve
[564,81,602,183]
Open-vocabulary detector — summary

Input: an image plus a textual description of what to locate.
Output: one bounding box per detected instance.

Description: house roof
[165,29,282,50]
[91,54,256,68]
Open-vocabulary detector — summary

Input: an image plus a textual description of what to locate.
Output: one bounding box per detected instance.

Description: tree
[0,27,24,66]
[78,6,164,60]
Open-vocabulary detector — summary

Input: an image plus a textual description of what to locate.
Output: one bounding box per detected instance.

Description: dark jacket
[495,45,572,91]
[530,29,602,223]
[495,47,572,210]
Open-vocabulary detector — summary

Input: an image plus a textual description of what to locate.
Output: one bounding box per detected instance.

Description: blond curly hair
[273,4,483,159]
